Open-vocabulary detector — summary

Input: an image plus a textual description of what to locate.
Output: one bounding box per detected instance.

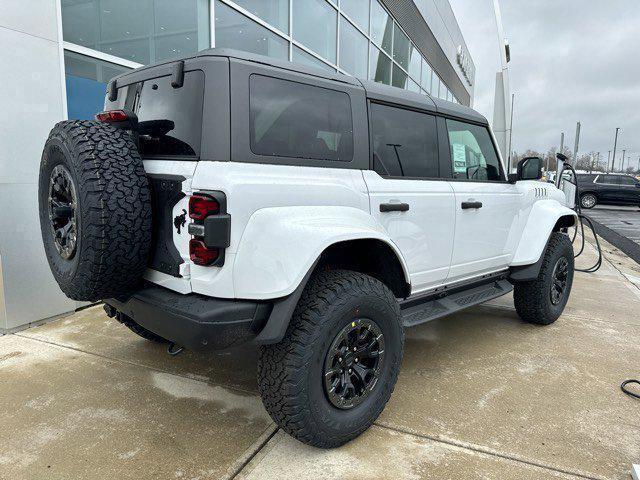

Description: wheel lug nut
[353,347,357,352]
[354,358,358,363]
[338,357,343,362]
[348,369,352,373]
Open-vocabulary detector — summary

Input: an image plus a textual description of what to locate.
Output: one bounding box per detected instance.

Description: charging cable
[557,159,602,273]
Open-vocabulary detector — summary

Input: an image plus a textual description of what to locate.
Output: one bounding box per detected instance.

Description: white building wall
[0,0,78,331]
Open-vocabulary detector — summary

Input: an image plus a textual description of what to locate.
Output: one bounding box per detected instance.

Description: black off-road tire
[514,232,574,325]
[39,120,152,301]
[257,270,404,448]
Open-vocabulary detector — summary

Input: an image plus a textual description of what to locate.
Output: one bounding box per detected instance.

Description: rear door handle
[461,201,483,209]
[380,202,410,212]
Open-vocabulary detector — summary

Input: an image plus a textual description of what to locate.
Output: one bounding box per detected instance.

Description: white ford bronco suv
[39,49,577,448]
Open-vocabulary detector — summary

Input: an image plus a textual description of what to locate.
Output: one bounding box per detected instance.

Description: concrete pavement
[1,237,639,479]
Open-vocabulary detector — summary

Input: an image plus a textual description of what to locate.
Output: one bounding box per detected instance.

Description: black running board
[400,279,513,328]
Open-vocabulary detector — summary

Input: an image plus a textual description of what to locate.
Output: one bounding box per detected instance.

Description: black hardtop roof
[113,48,486,124]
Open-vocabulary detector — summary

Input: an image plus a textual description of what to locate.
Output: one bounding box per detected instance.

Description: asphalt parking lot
[584,206,640,264]
[1,238,639,480]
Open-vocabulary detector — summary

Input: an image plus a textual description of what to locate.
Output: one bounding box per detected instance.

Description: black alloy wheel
[550,257,569,305]
[323,318,385,409]
[48,165,78,260]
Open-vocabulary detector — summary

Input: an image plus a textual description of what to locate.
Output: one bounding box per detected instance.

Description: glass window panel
[293,46,335,72]
[341,0,369,33]
[135,71,205,157]
[293,0,337,63]
[392,23,410,70]
[446,119,502,181]
[432,75,440,97]
[250,75,354,161]
[421,59,432,91]
[232,0,289,33]
[408,45,421,83]
[215,1,288,60]
[620,175,637,185]
[61,0,209,64]
[369,46,391,85]
[439,82,447,99]
[391,64,407,89]
[371,1,392,55]
[64,51,130,120]
[407,79,421,93]
[370,103,439,178]
[339,17,368,78]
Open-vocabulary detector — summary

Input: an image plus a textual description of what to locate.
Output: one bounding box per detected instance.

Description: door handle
[461,201,483,209]
[380,202,410,212]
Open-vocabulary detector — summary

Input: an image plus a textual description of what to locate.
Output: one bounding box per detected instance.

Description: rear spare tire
[38,120,152,301]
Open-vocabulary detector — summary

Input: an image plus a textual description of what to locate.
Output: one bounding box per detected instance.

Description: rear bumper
[106,285,272,351]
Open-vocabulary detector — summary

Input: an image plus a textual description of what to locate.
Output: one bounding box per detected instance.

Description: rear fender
[232,206,410,299]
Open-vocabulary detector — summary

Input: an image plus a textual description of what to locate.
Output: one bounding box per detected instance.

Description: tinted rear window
[134,70,204,158]
[249,75,353,162]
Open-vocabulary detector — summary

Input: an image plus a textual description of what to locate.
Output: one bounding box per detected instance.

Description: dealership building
[0,0,475,331]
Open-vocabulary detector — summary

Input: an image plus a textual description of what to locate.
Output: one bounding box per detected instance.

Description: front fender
[511,200,577,266]
[233,206,410,299]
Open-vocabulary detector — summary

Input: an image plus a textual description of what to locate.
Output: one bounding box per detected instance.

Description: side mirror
[516,156,543,181]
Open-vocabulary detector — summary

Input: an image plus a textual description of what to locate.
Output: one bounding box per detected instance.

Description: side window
[249,75,353,161]
[619,176,636,185]
[610,176,622,185]
[369,103,439,178]
[446,119,503,181]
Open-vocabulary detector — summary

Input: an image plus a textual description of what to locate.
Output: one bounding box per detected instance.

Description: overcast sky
[448,0,640,170]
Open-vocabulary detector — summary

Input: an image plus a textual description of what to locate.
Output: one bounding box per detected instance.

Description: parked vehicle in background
[576,173,640,209]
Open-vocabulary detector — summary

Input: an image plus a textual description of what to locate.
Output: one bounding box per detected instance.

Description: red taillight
[95,110,129,123]
[189,239,219,266]
[189,194,220,220]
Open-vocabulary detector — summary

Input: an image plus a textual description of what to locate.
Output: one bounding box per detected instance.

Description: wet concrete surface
[1,237,639,479]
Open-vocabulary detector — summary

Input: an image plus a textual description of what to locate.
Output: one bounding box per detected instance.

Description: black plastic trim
[202,214,231,248]
[107,79,118,101]
[106,284,272,351]
[402,270,509,310]
[254,259,319,345]
[148,174,186,277]
[171,60,185,88]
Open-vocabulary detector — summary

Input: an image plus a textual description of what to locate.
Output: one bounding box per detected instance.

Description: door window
[446,120,503,181]
[249,75,354,161]
[369,103,439,178]
[596,175,619,184]
[619,176,637,185]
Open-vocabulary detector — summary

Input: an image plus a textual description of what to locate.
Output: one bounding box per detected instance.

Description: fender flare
[233,206,410,345]
[509,200,576,280]
[232,205,410,299]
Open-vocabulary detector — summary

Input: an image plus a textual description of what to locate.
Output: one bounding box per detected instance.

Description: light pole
[607,150,611,172]
[611,127,620,172]
[572,122,580,165]
[622,149,626,172]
